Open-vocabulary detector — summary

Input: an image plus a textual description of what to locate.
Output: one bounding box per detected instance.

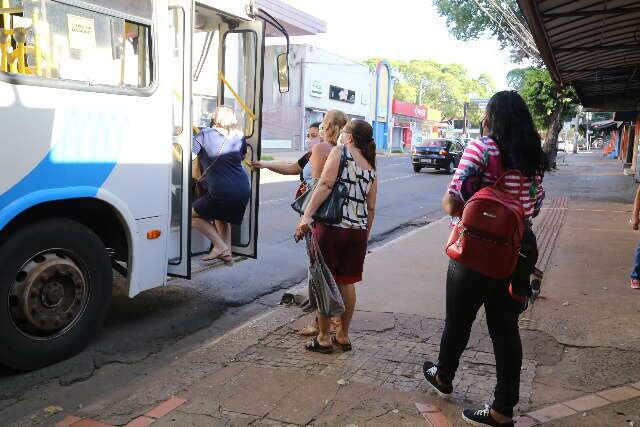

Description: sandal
[305,337,333,354]
[331,335,352,352]
[219,252,234,266]
[203,249,234,265]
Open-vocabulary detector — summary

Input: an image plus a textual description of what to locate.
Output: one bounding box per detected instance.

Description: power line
[470,0,540,59]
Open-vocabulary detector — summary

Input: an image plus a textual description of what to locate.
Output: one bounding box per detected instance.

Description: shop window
[0,0,153,89]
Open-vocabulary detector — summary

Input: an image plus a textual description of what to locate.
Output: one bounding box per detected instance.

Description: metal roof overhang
[518,0,640,111]
[255,0,327,36]
[591,119,623,130]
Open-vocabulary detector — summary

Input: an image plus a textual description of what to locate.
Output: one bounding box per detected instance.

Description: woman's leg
[214,220,232,253]
[436,260,485,385]
[192,216,228,259]
[336,284,356,344]
[484,281,522,421]
[316,312,333,347]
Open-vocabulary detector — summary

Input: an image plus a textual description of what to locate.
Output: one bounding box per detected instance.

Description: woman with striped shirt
[423,91,546,427]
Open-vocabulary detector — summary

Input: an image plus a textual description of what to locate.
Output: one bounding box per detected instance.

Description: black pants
[437,260,522,417]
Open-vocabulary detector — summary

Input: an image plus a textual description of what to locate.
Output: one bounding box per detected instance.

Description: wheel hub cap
[11,252,88,335]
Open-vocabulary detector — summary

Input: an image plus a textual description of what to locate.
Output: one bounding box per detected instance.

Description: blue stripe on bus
[0,150,117,230]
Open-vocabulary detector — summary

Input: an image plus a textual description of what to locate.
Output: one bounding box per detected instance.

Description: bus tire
[0,218,112,371]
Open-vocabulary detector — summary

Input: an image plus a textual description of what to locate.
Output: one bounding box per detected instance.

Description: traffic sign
[470,98,489,109]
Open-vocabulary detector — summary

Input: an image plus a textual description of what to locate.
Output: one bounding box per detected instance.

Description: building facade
[262,44,372,150]
[391,100,426,151]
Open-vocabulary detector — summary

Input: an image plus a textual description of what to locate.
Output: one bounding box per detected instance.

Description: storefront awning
[518,0,640,111]
[255,0,327,36]
[591,120,623,131]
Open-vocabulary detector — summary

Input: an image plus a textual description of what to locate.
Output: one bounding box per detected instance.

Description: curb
[55,397,186,427]
[522,381,640,424]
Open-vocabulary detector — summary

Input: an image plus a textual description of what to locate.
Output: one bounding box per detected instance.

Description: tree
[381,59,495,120]
[507,67,579,167]
[433,0,539,63]
[433,0,581,169]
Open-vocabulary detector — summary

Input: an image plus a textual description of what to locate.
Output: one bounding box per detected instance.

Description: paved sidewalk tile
[514,415,538,427]
[528,403,576,423]
[422,410,451,427]
[630,381,640,390]
[124,416,155,427]
[145,397,186,419]
[55,416,83,427]
[597,386,640,403]
[563,394,610,412]
[415,402,440,414]
[72,420,114,427]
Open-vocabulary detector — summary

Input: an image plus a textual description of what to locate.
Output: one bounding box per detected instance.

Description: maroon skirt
[313,222,368,285]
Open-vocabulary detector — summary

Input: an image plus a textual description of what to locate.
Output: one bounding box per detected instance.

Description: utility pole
[573,115,579,154]
[462,102,469,137]
[586,112,591,151]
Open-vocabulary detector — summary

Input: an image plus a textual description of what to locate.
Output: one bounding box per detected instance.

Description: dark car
[411,139,464,174]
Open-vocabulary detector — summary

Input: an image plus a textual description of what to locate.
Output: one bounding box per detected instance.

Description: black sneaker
[461,405,514,426]
[422,361,453,397]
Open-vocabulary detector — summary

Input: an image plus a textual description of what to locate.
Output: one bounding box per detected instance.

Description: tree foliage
[365,58,495,122]
[506,67,579,131]
[432,0,538,63]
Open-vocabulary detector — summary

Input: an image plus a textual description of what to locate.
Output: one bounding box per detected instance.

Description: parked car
[411,139,464,174]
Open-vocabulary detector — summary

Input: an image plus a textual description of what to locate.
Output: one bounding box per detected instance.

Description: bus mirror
[277,53,289,94]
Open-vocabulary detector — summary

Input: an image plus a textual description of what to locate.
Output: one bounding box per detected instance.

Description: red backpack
[445,171,525,279]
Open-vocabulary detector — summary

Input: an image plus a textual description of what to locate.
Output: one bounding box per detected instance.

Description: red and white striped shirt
[448,137,545,220]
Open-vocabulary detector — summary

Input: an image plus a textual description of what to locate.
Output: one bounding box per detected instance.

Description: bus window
[222,31,257,137]
[0,0,152,89]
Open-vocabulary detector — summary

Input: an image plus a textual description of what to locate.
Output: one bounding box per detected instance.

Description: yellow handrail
[219,70,256,121]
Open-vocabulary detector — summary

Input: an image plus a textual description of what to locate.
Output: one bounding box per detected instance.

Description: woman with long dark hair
[294,119,378,353]
[423,91,546,427]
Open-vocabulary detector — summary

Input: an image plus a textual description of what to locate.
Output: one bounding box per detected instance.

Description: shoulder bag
[291,146,348,224]
[192,130,228,199]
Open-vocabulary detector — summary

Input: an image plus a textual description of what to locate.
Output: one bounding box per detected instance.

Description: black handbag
[291,146,348,224]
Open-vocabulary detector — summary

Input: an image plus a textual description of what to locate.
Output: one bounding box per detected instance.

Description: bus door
[167,0,193,278]
[218,21,264,258]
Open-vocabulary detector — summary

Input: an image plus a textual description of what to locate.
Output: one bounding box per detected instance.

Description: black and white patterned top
[338,147,376,230]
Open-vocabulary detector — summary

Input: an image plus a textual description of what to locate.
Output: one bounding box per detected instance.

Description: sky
[281,0,518,90]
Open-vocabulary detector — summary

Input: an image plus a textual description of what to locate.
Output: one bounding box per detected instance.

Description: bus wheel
[0,219,112,371]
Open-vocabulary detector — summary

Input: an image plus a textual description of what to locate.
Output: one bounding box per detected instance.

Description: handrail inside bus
[219,70,255,121]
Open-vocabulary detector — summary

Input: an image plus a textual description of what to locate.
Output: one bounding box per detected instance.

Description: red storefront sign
[392,100,426,120]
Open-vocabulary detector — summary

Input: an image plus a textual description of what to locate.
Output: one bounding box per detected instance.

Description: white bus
[0,0,290,370]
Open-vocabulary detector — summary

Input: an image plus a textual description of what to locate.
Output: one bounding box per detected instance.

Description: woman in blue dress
[192,107,250,264]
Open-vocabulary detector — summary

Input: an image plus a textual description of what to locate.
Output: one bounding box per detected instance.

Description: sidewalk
[50,153,640,427]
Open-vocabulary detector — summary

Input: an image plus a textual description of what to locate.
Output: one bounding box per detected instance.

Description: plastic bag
[305,234,345,317]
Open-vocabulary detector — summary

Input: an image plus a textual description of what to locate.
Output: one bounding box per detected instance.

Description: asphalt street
[0,154,454,425]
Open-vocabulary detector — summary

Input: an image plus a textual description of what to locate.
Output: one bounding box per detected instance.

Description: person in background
[423,91,546,427]
[294,119,378,354]
[306,121,322,150]
[192,106,250,265]
[630,185,640,289]
[251,122,322,183]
